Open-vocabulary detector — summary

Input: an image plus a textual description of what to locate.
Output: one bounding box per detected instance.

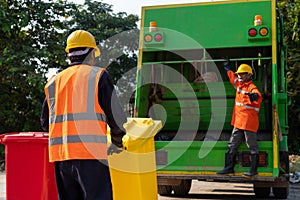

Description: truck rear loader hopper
[134,0,290,198]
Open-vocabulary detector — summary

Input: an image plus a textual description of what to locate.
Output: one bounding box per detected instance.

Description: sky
[71,0,213,16]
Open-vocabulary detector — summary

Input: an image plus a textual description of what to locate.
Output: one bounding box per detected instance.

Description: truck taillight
[248,28,257,37]
[248,14,270,40]
[239,152,268,167]
[259,27,268,36]
[154,33,163,42]
[143,32,165,46]
[144,34,152,42]
[247,26,270,40]
[258,153,268,167]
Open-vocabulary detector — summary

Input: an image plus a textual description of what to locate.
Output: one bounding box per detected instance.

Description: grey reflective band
[48,77,56,117]
[47,66,106,124]
[50,113,107,124]
[49,135,107,146]
[234,78,238,85]
[236,87,248,94]
[87,67,100,113]
[233,79,248,94]
[235,102,259,112]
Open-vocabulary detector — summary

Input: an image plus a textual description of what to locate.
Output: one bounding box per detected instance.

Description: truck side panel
[135,0,289,198]
[142,0,272,50]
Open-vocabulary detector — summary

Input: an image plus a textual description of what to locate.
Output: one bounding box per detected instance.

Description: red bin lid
[0,132,49,144]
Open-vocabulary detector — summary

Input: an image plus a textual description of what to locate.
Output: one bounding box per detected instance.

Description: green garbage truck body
[134,0,289,198]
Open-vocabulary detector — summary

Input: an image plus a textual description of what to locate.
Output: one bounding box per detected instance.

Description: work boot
[217,153,236,175]
[244,154,259,177]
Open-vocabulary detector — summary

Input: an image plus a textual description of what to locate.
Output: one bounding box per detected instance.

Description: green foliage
[2,0,299,155]
[0,0,139,134]
[0,0,69,133]
[278,0,300,153]
[63,0,139,82]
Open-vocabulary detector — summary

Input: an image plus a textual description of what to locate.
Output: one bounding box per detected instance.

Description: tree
[0,0,71,133]
[63,0,139,107]
[0,0,139,134]
[278,0,300,154]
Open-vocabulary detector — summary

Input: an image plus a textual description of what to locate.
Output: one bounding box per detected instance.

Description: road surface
[1,172,299,200]
[0,173,5,200]
[158,180,300,200]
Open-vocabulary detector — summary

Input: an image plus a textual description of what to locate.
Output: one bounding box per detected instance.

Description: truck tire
[158,185,172,196]
[273,187,289,199]
[253,186,270,198]
[172,179,192,195]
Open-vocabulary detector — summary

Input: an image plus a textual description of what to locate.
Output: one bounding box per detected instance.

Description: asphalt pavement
[0,172,5,200]
[158,180,300,200]
[1,172,299,200]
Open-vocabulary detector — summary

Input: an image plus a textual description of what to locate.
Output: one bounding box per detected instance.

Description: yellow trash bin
[108,118,162,200]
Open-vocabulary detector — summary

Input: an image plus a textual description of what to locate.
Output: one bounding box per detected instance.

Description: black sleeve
[40,98,49,132]
[98,71,127,138]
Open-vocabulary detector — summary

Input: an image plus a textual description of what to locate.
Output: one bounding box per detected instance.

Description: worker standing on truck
[217,58,262,177]
[40,30,126,200]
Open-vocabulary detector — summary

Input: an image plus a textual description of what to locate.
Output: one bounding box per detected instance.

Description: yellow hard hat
[65,30,101,57]
[235,64,253,75]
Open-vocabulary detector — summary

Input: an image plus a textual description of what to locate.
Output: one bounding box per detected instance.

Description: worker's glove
[223,57,231,72]
[107,143,124,155]
[246,93,259,102]
[107,135,124,156]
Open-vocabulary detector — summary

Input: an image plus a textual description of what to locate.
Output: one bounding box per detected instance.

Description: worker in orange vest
[41,30,127,199]
[217,58,262,177]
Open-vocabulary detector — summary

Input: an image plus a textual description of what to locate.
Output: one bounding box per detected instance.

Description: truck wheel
[172,179,192,195]
[158,185,172,196]
[273,187,289,199]
[253,186,270,198]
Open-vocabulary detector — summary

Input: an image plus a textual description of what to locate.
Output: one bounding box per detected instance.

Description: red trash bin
[0,132,58,200]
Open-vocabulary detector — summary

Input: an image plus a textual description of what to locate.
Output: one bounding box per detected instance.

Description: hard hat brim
[94,46,101,57]
[235,71,253,75]
[65,46,101,57]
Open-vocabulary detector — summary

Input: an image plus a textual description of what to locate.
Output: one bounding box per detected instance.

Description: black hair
[68,47,94,64]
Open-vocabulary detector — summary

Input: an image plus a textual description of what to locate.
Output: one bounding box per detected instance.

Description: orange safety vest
[45,65,108,162]
[227,70,262,132]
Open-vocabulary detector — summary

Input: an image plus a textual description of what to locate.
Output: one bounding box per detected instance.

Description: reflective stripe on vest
[236,87,248,95]
[233,78,248,95]
[235,102,260,112]
[49,113,106,124]
[234,77,238,85]
[47,66,107,147]
[47,67,107,126]
[49,134,107,146]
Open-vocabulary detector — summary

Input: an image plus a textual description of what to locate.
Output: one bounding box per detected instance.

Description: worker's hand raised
[223,57,231,72]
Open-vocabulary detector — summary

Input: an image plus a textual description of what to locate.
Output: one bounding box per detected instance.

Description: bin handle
[0,132,49,144]
[19,132,49,137]
[0,135,4,144]
[0,132,19,145]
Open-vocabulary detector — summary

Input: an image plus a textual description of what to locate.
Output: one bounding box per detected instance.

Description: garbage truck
[133,0,290,198]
